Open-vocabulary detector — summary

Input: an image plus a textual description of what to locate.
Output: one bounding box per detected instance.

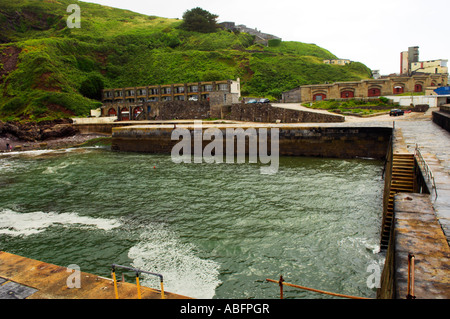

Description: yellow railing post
[160,279,165,299]
[111,264,165,300]
[136,272,142,299]
[112,266,119,299]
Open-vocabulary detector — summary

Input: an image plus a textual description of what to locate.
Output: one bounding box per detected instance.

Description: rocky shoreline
[0,119,109,152]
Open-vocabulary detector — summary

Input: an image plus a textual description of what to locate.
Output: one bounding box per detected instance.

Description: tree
[179,7,218,33]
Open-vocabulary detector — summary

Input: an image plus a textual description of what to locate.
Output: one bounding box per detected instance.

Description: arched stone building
[282,74,448,103]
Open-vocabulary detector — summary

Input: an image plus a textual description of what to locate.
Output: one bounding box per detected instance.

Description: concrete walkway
[394,114,450,244]
[0,251,191,299]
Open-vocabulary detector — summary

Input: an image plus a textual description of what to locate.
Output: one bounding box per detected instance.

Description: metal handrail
[407,254,416,299]
[111,264,165,299]
[266,276,371,300]
[414,145,438,200]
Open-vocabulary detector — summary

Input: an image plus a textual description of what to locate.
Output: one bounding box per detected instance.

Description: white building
[385,94,450,107]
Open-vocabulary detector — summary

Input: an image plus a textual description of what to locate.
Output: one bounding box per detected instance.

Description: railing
[407,254,416,299]
[111,264,165,299]
[266,276,371,299]
[414,145,438,200]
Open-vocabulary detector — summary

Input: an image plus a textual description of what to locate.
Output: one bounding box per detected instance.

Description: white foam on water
[0,209,121,237]
[339,236,381,254]
[0,147,90,158]
[128,223,221,299]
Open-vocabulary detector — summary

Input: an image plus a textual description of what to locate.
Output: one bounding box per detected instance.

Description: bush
[268,39,281,47]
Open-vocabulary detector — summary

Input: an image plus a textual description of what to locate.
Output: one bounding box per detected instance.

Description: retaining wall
[432,105,450,133]
[111,124,391,160]
[224,103,345,123]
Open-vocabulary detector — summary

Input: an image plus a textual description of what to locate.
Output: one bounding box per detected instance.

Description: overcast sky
[82,0,449,75]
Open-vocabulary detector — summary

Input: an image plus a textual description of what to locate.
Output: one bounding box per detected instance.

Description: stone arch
[313,93,327,101]
[108,108,117,117]
[340,89,355,99]
[414,83,423,92]
[120,107,130,121]
[312,90,327,101]
[368,86,382,97]
[133,106,143,119]
[393,83,405,95]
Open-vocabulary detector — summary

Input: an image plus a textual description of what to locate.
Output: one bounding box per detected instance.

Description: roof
[434,86,450,95]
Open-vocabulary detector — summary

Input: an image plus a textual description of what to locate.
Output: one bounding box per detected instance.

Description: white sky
[82,0,449,75]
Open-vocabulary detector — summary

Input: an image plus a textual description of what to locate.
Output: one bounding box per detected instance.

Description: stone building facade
[281,73,448,103]
[101,79,241,120]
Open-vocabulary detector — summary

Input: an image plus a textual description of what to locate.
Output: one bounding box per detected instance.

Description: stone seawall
[433,106,450,133]
[224,103,345,123]
[149,101,211,120]
[111,124,391,160]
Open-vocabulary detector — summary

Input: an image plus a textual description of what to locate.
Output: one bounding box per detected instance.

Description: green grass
[303,99,397,116]
[0,0,373,122]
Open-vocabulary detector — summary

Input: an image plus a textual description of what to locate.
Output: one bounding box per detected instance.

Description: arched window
[414,84,423,92]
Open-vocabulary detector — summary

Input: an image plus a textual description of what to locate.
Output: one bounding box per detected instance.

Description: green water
[0,147,385,299]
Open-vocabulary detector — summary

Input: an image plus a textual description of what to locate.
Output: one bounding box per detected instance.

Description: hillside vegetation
[0,0,372,122]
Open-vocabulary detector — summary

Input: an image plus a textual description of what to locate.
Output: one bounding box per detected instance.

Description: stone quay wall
[223,103,345,123]
[111,125,391,160]
[432,105,450,133]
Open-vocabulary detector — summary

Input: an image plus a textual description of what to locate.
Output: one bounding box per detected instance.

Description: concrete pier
[0,251,190,299]
[111,123,392,160]
[392,193,450,299]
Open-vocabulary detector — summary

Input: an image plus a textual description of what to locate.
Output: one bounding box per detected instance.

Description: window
[189,85,198,93]
[175,86,185,93]
[218,84,229,91]
[203,85,213,92]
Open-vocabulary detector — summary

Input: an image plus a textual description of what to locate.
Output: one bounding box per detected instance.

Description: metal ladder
[380,153,415,249]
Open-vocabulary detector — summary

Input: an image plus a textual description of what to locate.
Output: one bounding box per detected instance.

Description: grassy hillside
[0,0,372,122]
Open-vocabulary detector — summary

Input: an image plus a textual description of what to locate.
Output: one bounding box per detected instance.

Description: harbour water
[0,147,385,299]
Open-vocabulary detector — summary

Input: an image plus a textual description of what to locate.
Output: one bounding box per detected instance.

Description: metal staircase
[380,153,415,249]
